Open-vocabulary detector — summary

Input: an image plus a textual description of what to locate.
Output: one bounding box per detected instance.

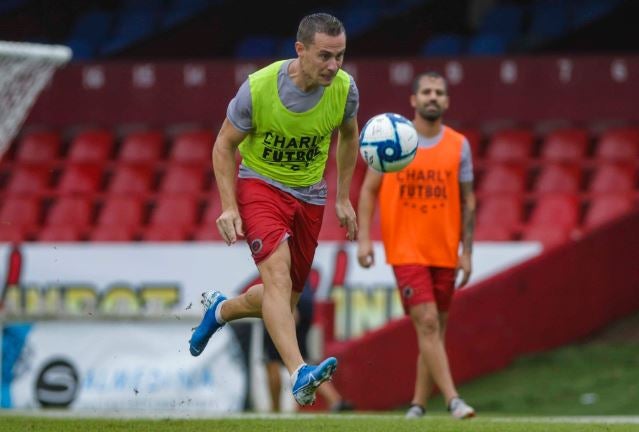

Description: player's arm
[357,168,383,268]
[457,181,476,287]
[335,115,360,241]
[212,118,248,245]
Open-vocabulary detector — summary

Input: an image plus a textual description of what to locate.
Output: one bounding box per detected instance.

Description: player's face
[412,76,449,121]
[296,32,346,87]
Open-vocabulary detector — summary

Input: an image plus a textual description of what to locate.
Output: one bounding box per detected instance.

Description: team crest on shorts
[402,285,414,299]
[250,239,263,255]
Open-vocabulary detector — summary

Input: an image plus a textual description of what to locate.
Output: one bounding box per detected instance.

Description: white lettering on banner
[183,64,206,87]
[445,61,463,85]
[500,60,518,84]
[235,64,257,86]
[132,64,156,88]
[611,59,628,82]
[5,321,246,411]
[389,62,414,86]
[82,66,105,89]
[558,58,573,83]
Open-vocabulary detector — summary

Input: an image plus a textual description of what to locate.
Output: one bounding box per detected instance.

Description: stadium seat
[141,224,190,242]
[170,130,214,163]
[540,128,589,163]
[477,4,525,39]
[45,197,94,228]
[89,225,137,242]
[37,225,84,242]
[192,223,224,241]
[484,129,534,163]
[467,33,508,56]
[583,194,635,231]
[68,129,115,162]
[97,196,145,228]
[595,127,639,161]
[107,164,155,196]
[5,165,51,195]
[457,128,482,158]
[421,34,466,56]
[118,130,164,163]
[477,164,527,196]
[474,224,513,241]
[532,163,581,194]
[527,193,580,230]
[201,189,222,226]
[476,195,523,235]
[0,225,29,243]
[528,0,569,41]
[149,196,198,229]
[56,163,104,195]
[15,131,61,163]
[158,164,205,195]
[588,163,636,194]
[0,197,41,231]
[520,224,572,249]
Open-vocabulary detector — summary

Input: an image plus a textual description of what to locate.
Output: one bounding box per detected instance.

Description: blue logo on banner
[2,323,32,408]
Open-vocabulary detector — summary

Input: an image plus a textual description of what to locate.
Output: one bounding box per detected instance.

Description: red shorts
[236,178,324,293]
[392,265,456,313]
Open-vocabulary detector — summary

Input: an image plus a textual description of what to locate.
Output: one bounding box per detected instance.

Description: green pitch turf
[2,414,639,432]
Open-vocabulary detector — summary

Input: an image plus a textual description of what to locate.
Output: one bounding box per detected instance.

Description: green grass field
[2,413,639,432]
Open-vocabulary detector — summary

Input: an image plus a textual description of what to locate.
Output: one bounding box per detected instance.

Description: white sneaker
[449,397,475,419]
[405,404,425,418]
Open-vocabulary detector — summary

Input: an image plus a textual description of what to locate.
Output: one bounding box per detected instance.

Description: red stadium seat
[588,163,636,194]
[15,131,61,163]
[477,164,527,196]
[521,224,572,249]
[0,197,41,230]
[201,189,222,225]
[0,225,29,243]
[457,128,483,158]
[170,130,214,163]
[595,127,639,161]
[89,225,136,242]
[476,195,523,234]
[118,130,164,163]
[142,225,190,241]
[484,128,534,163]
[149,196,198,229]
[5,165,51,195]
[474,224,513,241]
[68,129,115,162]
[159,164,206,195]
[37,225,84,242]
[97,196,145,228]
[107,165,155,196]
[583,194,635,231]
[56,163,104,195]
[527,193,580,230]
[532,163,581,195]
[540,128,589,163]
[45,197,93,228]
[192,223,224,241]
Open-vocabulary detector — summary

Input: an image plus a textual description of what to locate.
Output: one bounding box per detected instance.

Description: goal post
[0,41,72,157]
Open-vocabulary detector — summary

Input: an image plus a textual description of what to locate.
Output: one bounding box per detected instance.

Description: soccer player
[263,280,354,412]
[189,13,360,407]
[357,71,476,419]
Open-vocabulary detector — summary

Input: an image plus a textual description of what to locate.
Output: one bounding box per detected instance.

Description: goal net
[0,41,72,157]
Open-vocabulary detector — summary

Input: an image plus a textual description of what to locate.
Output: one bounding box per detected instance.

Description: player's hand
[216,208,244,245]
[335,199,358,241]
[357,238,375,268]
[456,252,472,288]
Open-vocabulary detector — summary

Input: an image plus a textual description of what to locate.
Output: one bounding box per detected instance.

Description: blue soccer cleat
[292,357,338,406]
[189,290,227,357]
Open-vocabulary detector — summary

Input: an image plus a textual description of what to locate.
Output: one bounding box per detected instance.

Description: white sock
[214,300,227,324]
[290,362,307,384]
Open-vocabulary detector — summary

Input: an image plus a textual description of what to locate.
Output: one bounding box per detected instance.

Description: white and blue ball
[359,113,418,173]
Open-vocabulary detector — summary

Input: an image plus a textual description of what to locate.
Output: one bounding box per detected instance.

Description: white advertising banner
[2,320,246,411]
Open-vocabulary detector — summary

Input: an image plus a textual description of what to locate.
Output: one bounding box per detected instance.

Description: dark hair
[412,71,448,94]
[297,13,345,45]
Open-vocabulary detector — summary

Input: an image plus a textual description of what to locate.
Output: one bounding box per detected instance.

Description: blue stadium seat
[467,33,507,56]
[161,0,213,29]
[234,35,278,59]
[100,10,157,55]
[478,4,525,39]
[571,0,622,29]
[421,34,466,56]
[529,0,569,41]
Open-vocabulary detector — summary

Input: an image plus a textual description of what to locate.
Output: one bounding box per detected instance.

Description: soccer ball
[359,113,418,173]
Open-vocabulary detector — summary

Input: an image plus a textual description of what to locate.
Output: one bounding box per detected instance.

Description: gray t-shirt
[227,60,359,204]
[417,128,474,183]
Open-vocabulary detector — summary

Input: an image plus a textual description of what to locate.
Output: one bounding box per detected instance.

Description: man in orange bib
[357,71,476,419]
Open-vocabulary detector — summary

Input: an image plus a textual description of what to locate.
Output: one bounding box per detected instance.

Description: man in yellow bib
[357,71,476,419]
[189,13,360,407]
